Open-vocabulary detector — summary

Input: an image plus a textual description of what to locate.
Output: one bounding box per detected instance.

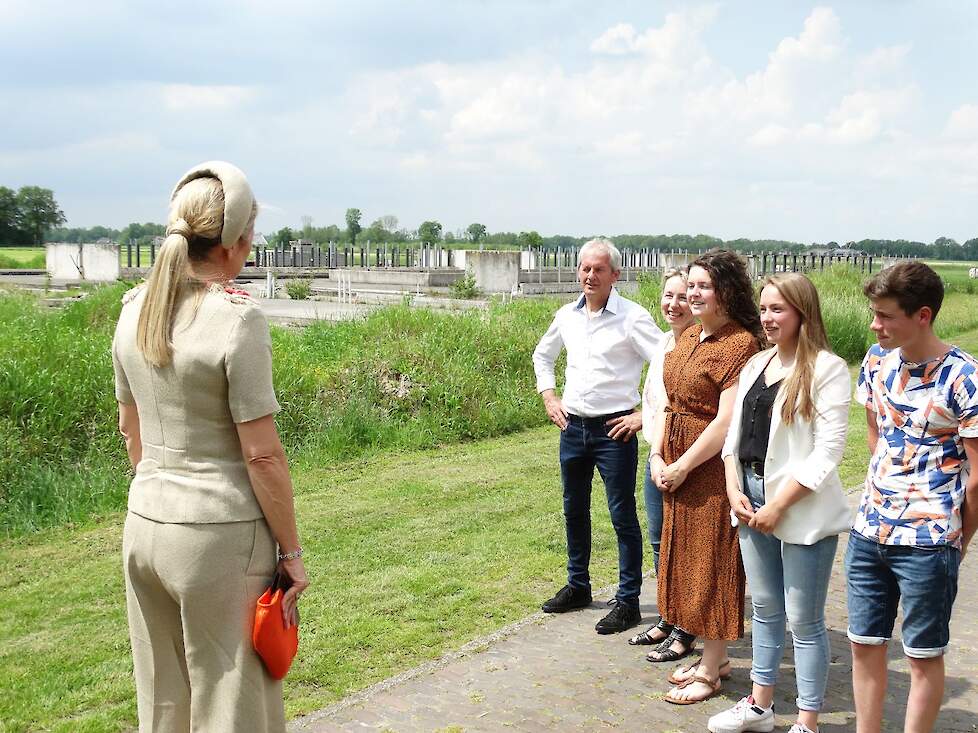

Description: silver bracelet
[277,547,303,561]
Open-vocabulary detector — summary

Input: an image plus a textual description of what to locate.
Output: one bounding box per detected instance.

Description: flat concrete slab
[256,298,373,324]
[291,493,978,732]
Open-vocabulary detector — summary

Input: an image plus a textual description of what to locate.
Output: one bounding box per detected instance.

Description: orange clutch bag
[253,570,299,680]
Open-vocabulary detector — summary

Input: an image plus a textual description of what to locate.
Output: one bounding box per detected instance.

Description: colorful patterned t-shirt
[854,343,978,548]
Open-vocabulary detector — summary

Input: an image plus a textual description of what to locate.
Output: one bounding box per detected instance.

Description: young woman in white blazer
[708,273,851,733]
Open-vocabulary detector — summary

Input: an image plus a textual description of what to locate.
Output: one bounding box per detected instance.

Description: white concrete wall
[46,243,121,281]
[465,250,521,294]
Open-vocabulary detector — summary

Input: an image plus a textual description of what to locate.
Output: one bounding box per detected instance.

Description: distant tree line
[265,216,978,260]
[7,188,978,261]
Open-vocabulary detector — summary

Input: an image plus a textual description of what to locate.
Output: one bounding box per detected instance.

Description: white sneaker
[787,725,817,733]
[707,696,775,733]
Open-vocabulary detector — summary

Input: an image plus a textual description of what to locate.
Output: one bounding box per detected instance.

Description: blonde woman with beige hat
[112,162,308,732]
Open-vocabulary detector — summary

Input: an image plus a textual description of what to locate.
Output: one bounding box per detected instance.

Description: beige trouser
[123,512,285,733]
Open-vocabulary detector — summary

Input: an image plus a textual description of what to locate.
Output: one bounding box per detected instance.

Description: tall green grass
[0,287,561,534]
[2,266,976,535]
[0,284,131,534]
[271,297,558,463]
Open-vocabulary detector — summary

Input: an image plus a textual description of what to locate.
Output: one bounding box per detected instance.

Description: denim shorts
[844,530,960,658]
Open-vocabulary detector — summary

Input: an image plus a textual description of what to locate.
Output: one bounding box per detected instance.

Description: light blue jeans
[738,467,838,712]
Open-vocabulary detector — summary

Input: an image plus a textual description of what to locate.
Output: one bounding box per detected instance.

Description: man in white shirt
[532,238,662,634]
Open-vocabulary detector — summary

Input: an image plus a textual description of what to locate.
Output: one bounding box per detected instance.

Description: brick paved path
[292,498,978,733]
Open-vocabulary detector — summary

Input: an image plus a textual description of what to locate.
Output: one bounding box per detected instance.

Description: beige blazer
[112,284,280,524]
[722,348,852,545]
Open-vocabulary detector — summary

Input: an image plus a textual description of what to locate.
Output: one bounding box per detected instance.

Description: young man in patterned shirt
[848,261,978,733]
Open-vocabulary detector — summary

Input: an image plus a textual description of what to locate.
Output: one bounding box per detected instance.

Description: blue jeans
[643,459,663,574]
[738,467,838,712]
[844,530,960,658]
[559,413,642,606]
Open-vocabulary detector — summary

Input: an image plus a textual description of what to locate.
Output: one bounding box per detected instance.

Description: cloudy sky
[2,1,976,242]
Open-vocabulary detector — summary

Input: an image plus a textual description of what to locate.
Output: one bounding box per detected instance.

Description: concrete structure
[46,242,121,282]
[465,250,521,294]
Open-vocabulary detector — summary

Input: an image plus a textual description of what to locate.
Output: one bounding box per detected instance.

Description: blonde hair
[762,273,832,425]
[661,266,687,285]
[136,177,255,367]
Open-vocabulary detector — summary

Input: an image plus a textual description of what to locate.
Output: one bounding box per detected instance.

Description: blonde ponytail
[136,178,226,367]
[136,233,191,367]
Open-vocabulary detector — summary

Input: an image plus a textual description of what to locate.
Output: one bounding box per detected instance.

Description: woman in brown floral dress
[646,249,762,704]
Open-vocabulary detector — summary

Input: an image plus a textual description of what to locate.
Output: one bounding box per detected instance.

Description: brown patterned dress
[657,321,758,640]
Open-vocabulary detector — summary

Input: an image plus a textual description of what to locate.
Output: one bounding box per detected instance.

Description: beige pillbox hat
[170,161,255,249]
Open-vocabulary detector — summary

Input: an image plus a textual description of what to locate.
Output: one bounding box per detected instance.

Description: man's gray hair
[578,237,622,273]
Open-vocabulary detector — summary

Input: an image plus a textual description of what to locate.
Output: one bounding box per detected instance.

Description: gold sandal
[664,673,722,705]
[667,657,732,685]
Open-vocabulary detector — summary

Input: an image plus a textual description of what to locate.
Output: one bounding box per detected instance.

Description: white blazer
[721,348,852,545]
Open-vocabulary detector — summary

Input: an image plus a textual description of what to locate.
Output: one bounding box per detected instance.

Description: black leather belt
[566,410,633,426]
[742,460,765,477]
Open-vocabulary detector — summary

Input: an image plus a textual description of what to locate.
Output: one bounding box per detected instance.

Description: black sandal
[628,618,674,646]
[645,627,696,663]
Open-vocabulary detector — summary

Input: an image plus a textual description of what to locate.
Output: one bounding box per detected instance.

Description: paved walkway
[291,494,978,733]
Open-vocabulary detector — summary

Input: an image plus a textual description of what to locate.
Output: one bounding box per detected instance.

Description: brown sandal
[667,658,732,685]
[663,673,722,705]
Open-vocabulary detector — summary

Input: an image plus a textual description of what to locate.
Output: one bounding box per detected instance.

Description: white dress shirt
[533,288,662,417]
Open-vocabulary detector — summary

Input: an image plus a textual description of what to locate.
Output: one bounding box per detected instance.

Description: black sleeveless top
[738,367,783,465]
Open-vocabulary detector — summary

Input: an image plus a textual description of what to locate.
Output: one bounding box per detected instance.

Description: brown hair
[762,274,832,425]
[689,249,763,344]
[863,261,944,324]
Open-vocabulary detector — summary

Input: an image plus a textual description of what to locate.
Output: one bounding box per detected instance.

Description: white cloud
[823,87,916,144]
[3,2,975,240]
[590,23,639,55]
[709,6,844,122]
[945,104,978,139]
[748,124,792,147]
[590,6,718,60]
[854,43,912,81]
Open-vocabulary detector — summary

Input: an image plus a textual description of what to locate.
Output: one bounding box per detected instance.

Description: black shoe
[595,601,641,634]
[541,584,593,613]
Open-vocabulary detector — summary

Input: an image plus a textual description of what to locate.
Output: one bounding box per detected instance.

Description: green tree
[517,230,543,249]
[362,219,393,244]
[45,225,120,243]
[346,208,362,247]
[15,186,66,245]
[324,224,343,244]
[467,222,487,247]
[118,222,166,246]
[272,226,295,247]
[0,186,20,246]
[418,220,443,245]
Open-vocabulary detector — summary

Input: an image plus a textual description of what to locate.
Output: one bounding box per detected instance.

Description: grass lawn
[4,327,978,731]
[0,247,45,269]
[0,427,605,731]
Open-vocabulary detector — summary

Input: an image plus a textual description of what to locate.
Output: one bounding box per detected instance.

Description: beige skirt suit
[112,283,284,733]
